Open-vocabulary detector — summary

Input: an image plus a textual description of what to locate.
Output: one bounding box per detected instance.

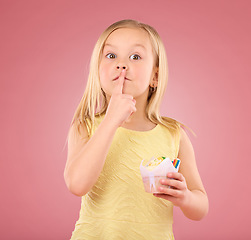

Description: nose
[116,64,127,70]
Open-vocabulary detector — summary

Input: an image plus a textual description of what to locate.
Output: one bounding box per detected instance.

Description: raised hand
[105,69,137,128]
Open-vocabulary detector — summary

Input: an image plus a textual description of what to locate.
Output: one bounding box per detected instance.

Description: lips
[113,76,130,81]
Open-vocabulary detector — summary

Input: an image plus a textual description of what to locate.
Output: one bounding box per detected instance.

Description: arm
[64,69,136,197]
[153,127,209,220]
[64,117,118,197]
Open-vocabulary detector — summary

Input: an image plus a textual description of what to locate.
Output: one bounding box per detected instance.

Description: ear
[150,67,158,88]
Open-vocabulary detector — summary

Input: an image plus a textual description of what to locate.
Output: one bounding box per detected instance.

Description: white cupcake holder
[140,157,180,193]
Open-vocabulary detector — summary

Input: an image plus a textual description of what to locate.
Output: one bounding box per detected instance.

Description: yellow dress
[70,115,180,240]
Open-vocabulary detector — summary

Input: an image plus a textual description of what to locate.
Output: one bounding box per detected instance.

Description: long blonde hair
[69,19,194,140]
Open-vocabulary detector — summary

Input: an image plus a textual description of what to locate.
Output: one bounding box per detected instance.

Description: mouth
[113,76,130,81]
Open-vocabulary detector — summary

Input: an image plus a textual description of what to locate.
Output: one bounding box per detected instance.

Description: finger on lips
[114,69,126,94]
[113,69,136,105]
[118,69,126,94]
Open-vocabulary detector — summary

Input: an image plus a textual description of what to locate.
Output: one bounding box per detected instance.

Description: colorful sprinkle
[172,158,180,169]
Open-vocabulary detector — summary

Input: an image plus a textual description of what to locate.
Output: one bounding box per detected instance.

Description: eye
[130,54,141,60]
[106,53,116,59]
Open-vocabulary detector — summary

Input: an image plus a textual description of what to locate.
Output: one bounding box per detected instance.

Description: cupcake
[140,157,180,193]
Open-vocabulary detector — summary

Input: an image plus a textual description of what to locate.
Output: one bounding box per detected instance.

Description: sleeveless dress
[70,115,180,240]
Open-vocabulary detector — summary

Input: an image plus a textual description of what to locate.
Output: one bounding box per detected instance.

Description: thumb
[113,69,126,95]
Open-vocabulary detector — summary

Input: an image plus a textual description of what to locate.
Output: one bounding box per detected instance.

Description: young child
[64,19,208,239]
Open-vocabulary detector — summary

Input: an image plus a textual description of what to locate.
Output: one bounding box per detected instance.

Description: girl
[64,19,208,239]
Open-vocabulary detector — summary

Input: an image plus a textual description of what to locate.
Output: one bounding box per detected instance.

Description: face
[99,27,158,99]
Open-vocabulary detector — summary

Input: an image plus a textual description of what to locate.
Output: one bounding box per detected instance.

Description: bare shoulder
[65,120,89,172]
[68,120,89,146]
[178,127,195,158]
[178,127,206,192]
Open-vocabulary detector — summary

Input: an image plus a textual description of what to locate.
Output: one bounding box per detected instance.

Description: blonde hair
[69,19,195,140]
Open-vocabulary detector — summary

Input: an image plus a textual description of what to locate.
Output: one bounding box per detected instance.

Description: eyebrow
[104,43,146,50]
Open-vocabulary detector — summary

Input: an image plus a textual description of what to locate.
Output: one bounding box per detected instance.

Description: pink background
[1,0,250,239]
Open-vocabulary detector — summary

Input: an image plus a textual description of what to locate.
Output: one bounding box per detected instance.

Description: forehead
[104,27,152,50]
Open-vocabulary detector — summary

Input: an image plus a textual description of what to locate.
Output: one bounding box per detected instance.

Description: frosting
[145,157,180,171]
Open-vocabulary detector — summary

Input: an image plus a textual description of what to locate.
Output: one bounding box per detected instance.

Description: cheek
[99,64,108,85]
[99,61,113,77]
[99,64,113,96]
[99,63,105,78]
[136,67,153,85]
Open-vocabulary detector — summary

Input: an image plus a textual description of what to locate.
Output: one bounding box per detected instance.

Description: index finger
[113,69,126,95]
[167,172,184,181]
